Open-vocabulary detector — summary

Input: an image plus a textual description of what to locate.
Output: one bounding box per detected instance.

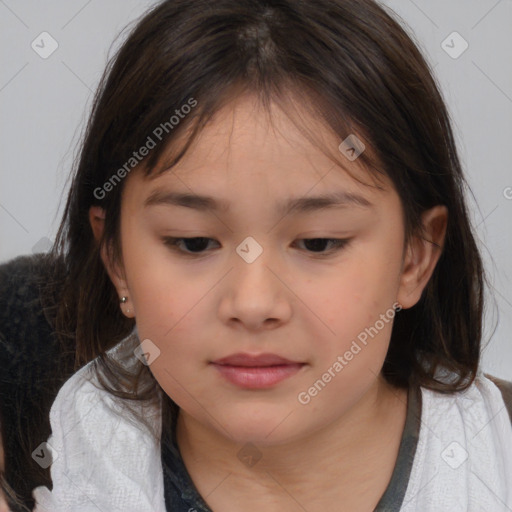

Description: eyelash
[161,237,351,258]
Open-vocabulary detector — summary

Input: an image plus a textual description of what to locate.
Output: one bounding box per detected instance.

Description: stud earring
[120,296,132,315]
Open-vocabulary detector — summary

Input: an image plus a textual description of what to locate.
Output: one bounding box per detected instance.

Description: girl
[17,0,512,510]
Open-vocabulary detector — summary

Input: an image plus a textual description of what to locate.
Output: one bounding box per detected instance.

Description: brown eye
[162,237,220,255]
[161,237,351,258]
[294,238,351,255]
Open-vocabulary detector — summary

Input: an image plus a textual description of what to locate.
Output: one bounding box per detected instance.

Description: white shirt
[32,342,512,511]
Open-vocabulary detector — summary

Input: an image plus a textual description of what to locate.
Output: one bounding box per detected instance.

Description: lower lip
[211,363,305,389]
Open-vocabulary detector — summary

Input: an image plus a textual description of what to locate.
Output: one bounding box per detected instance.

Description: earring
[120,296,132,315]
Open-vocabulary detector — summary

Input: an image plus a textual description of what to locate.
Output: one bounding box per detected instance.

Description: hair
[4,0,488,507]
[55,0,486,397]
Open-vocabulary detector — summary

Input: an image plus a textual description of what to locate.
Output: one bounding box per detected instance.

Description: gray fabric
[374,384,421,512]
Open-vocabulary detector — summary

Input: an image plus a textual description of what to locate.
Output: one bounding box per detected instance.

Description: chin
[216,410,302,447]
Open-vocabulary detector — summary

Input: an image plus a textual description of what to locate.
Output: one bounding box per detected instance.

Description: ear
[88,206,135,318]
[397,205,448,309]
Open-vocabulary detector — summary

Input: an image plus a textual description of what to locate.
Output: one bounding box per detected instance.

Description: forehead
[126,94,394,210]
[157,94,369,175]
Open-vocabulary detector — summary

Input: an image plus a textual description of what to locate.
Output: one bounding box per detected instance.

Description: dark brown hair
[57,0,486,400]
[5,0,488,507]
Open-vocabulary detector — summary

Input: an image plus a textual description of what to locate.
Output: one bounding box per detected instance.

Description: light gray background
[0,1,511,379]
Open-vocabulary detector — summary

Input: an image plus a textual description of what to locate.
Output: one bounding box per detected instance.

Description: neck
[175,376,408,509]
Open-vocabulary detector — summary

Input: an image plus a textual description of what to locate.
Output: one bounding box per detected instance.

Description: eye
[162,236,351,258]
[162,237,220,255]
[293,238,351,256]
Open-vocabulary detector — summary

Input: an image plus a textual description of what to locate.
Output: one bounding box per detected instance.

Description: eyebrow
[143,189,373,215]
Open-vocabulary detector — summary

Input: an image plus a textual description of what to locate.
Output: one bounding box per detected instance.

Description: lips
[210,353,306,389]
[212,352,300,367]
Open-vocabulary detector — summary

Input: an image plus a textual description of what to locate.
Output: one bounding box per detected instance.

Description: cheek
[133,289,210,408]
[129,268,208,358]
[119,232,207,365]
[304,240,402,366]
[121,227,201,327]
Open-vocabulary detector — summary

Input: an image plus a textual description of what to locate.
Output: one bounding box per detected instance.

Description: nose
[218,243,292,331]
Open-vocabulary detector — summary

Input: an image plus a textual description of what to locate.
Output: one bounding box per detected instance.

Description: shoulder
[419,372,512,435]
[402,373,512,511]
[484,373,512,423]
[48,353,163,463]
[47,359,107,428]
[32,356,166,512]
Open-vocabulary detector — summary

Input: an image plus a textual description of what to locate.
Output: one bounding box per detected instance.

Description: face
[110,94,410,446]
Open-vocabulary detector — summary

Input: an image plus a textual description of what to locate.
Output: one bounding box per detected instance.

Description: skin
[90,93,447,511]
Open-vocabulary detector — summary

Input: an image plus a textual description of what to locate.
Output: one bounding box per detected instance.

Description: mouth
[210,352,306,389]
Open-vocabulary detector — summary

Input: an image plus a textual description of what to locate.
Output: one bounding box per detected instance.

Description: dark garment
[161,385,422,512]
[0,254,76,512]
